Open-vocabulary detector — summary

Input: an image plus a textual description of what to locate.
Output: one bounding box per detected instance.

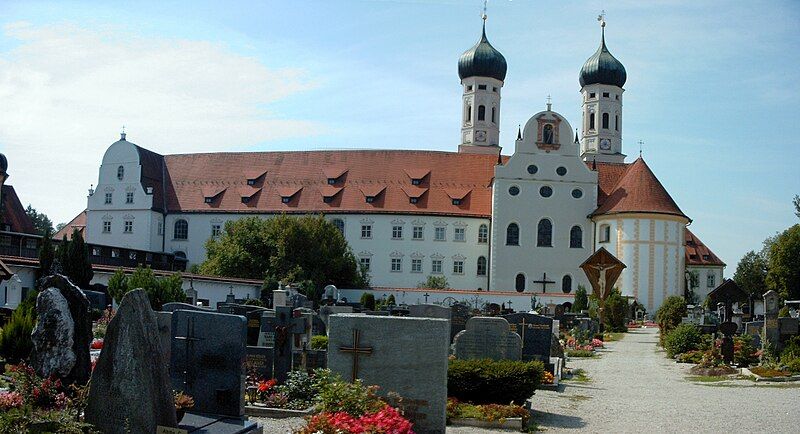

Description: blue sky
[0,0,798,270]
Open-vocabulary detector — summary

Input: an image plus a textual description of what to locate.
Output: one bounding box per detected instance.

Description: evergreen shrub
[447,359,543,405]
[0,306,35,364]
[663,323,702,358]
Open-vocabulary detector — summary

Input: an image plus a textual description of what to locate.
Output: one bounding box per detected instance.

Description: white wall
[0,265,36,308]
[338,287,574,311]
[687,265,725,303]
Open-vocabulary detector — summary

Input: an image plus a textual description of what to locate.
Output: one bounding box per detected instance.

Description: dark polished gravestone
[293,348,327,372]
[171,310,247,417]
[502,312,553,362]
[450,303,472,341]
[246,346,273,380]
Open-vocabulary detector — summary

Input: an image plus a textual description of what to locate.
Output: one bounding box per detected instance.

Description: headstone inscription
[453,317,522,361]
[328,314,449,434]
[257,311,278,347]
[171,310,247,417]
[502,312,553,362]
[246,346,273,380]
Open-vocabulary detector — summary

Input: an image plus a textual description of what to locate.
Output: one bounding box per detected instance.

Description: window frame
[126,191,134,204]
[123,220,133,234]
[478,224,488,243]
[537,219,553,247]
[392,225,403,240]
[173,219,189,240]
[412,226,424,240]
[434,226,446,241]
[477,256,487,276]
[454,227,466,242]
[599,224,611,243]
[411,258,422,273]
[506,223,520,246]
[570,225,583,248]
[361,224,373,239]
[453,260,464,275]
[390,258,402,273]
[431,259,443,274]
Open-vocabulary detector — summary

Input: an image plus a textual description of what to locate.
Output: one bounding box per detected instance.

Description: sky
[0,0,798,270]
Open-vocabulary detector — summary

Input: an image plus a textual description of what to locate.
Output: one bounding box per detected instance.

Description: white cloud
[0,21,321,224]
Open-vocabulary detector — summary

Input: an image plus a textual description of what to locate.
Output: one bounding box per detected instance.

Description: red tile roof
[54,209,87,240]
[1,185,37,234]
[685,228,726,267]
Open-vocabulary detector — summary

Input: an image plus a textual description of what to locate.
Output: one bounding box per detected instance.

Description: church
[60,18,724,313]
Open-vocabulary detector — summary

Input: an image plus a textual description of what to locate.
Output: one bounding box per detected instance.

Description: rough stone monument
[31,288,76,378]
[453,316,522,361]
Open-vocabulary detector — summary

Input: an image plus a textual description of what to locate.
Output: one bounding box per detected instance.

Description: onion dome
[0,153,7,173]
[458,22,507,82]
[579,27,626,88]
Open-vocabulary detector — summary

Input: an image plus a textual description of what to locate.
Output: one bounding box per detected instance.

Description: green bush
[778,306,790,317]
[310,335,328,350]
[603,289,628,332]
[0,306,35,364]
[360,293,376,311]
[656,296,687,342]
[566,349,595,358]
[785,358,800,373]
[676,350,703,364]
[733,334,759,367]
[781,336,800,361]
[663,323,702,358]
[447,359,543,405]
[318,378,386,417]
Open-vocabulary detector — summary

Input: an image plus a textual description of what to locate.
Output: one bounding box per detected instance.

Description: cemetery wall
[338,287,574,309]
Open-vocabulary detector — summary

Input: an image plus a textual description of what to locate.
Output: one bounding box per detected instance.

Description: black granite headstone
[246,346,273,380]
[502,312,553,362]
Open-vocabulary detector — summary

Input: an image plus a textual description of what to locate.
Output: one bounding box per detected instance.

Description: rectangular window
[126,192,134,204]
[412,226,424,240]
[157,221,164,235]
[411,259,422,273]
[392,225,403,239]
[466,85,473,91]
[589,92,596,98]
[602,92,609,98]
[431,259,443,274]
[104,193,112,204]
[360,257,371,272]
[453,260,464,275]
[391,258,402,272]
[454,227,466,242]
[478,84,487,90]
[434,227,446,241]
[211,224,222,237]
[361,225,372,239]
[0,236,11,247]
[25,239,37,250]
[589,113,595,130]
[492,87,498,92]
[600,225,611,243]
[124,221,133,233]
[707,275,716,287]
[103,221,112,233]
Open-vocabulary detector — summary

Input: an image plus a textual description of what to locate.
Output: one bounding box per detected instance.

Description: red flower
[257,379,277,393]
[91,339,104,350]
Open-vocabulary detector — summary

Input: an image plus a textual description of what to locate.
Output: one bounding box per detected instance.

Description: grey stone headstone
[780,317,799,335]
[502,312,553,362]
[453,316,522,361]
[246,346,273,380]
[273,290,289,307]
[258,311,278,347]
[409,304,452,320]
[86,289,176,433]
[763,290,781,349]
[319,305,354,328]
[31,288,76,378]
[162,302,212,313]
[171,310,247,417]
[328,314,449,434]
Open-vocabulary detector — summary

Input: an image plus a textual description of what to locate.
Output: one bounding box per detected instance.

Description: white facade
[686,265,725,303]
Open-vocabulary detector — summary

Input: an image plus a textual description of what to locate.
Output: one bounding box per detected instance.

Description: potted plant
[174,391,195,423]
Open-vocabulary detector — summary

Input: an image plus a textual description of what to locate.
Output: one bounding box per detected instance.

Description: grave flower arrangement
[446,398,528,425]
[247,369,335,410]
[590,338,604,349]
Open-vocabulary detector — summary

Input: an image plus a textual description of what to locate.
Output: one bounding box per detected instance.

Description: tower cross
[482,0,488,21]
[546,94,552,111]
[598,10,606,27]
[638,140,644,157]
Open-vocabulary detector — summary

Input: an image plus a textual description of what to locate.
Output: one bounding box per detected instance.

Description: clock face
[475,130,487,142]
[599,138,611,150]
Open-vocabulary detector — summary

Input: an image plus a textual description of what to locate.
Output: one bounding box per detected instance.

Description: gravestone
[328,314,449,434]
[450,303,471,341]
[763,290,780,350]
[162,302,212,313]
[319,305,354,329]
[244,307,271,346]
[156,312,172,372]
[453,317,522,361]
[409,304,452,321]
[257,311,278,347]
[171,309,247,417]
[780,317,799,336]
[273,290,289,307]
[311,314,327,336]
[86,289,176,433]
[246,346,273,380]
[502,312,553,362]
[31,288,76,378]
[273,306,308,382]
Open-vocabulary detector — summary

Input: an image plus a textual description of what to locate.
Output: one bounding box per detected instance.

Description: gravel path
[255,328,800,433]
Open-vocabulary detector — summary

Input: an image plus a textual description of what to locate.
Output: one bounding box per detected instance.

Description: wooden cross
[533,273,555,293]
[339,329,373,382]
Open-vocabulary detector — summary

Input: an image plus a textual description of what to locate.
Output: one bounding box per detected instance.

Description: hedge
[448,358,544,405]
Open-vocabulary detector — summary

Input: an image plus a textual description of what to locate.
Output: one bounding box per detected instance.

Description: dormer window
[702,255,710,261]
[241,196,250,204]
[360,186,385,204]
[411,179,422,186]
[281,197,291,204]
[445,188,470,207]
[323,196,334,203]
[410,197,418,204]
[204,197,213,204]
[247,179,256,186]
[452,199,462,205]
[278,186,302,204]
[327,178,336,185]
[366,196,375,203]
[244,170,267,186]
[201,186,226,205]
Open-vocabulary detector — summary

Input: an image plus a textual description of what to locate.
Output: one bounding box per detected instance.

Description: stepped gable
[685,229,726,266]
[591,157,688,219]
[1,185,37,234]
[161,150,503,217]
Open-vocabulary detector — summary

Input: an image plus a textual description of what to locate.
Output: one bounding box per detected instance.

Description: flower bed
[246,369,333,412]
[447,398,527,430]
[749,366,791,378]
[566,349,595,358]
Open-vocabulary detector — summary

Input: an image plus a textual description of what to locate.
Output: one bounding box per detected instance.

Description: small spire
[574,129,579,144]
[546,94,552,111]
[120,125,126,141]
[517,124,522,141]
[638,140,644,157]
[597,10,607,47]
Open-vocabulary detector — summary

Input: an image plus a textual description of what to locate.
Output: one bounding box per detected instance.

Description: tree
[55,222,67,232]
[360,292,376,310]
[765,224,800,300]
[572,285,589,313]
[62,229,93,288]
[107,266,186,310]
[794,194,800,220]
[419,275,448,289]
[655,296,687,342]
[733,250,768,298]
[386,294,396,306]
[199,215,367,301]
[37,227,55,280]
[603,289,627,332]
[25,205,54,236]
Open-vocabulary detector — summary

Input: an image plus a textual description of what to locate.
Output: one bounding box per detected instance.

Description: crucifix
[507,299,513,310]
[174,316,204,389]
[424,292,430,303]
[533,273,555,293]
[339,329,373,382]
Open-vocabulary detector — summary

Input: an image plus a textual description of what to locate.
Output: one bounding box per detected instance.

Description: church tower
[457,16,506,155]
[579,16,627,164]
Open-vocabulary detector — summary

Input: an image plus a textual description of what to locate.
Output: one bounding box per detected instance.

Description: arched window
[478,224,488,243]
[562,275,572,293]
[615,115,619,131]
[602,113,609,129]
[570,226,583,248]
[478,105,486,121]
[537,219,552,247]
[491,107,496,123]
[515,274,526,292]
[466,105,472,122]
[477,256,487,276]
[332,218,345,235]
[174,219,188,240]
[506,223,519,246]
[589,112,595,130]
[117,165,124,181]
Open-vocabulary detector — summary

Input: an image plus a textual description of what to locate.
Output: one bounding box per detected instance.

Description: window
[589,92,596,98]
[508,186,520,196]
[506,223,519,246]
[103,221,112,233]
[0,236,10,247]
[599,224,611,243]
[478,84,487,90]
[451,199,462,205]
[537,219,553,247]
[111,249,120,258]
[124,221,133,233]
[432,259,443,274]
[174,219,188,240]
[615,94,619,100]
[453,260,464,274]
[542,124,554,144]
[615,115,619,131]
[117,166,124,180]
[157,221,163,235]
[361,225,372,239]
[242,196,251,204]
[211,224,222,237]
[360,257,371,272]
[562,275,573,293]
[434,227,446,241]
[248,179,257,186]
[491,107,496,123]
[25,239,37,250]
[602,113,609,129]
[327,178,337,185]
[466,105,472,122]
[205,197,214,204]
[572,188,583,199]
[281,196,291,204]
[515,274,526,292]
[492,86,498,92]
[570,226,583,248]
[105,193,112,204]
[466,85,473,91]
[539,186,553,198]
[392,225,403,239]
[702,254,710,261]
[602,92,609,98]
[391,258,402,272]
[129,251,137,260]
[454,227,465,242]
[411,178,422,186]
[92,247,101,256]
[589,113,595,130]
[411,259,422,273]
[332,219,345,235]
[477,105,486,121]
[556,166,567,176]
[413,226,424,240]
[527,165,538,174]
[365,196,375,204]
[477,256,487,276]
[707,275,716,288]
[409,197,419,204]
[478,224,488,243]
[126,192,134,204]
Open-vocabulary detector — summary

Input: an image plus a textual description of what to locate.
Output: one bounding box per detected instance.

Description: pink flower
[0,391,23,410]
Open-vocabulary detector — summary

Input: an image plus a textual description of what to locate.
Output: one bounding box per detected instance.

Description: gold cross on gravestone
[339,329,373,382]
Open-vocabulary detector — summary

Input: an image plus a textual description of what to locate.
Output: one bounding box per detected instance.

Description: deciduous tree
[24,205,54,236]
[765,224,800,300]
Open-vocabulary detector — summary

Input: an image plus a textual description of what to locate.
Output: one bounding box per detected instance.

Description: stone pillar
[763,290,780,351]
